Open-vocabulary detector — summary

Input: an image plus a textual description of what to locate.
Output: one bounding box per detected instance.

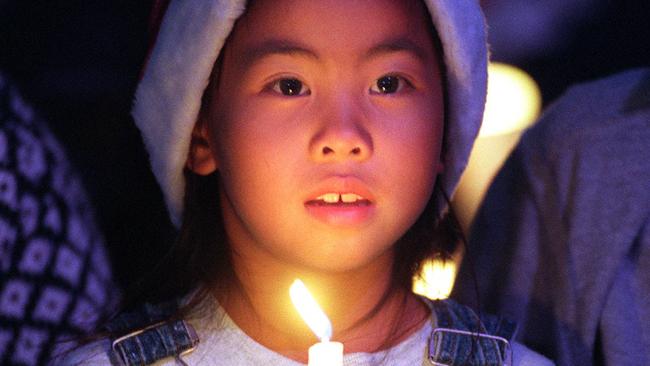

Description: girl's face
[202,0,444,273]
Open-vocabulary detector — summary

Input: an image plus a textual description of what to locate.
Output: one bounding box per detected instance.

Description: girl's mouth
[306,193,372,206]
[304,192,374,226]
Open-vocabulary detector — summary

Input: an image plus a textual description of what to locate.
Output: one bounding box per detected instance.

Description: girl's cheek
[372,98,440,126]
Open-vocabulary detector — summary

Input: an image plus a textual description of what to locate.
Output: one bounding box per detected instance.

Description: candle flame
[290,279,332,342]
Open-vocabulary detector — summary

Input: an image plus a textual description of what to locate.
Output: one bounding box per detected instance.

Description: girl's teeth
[321,193,340,203]
[341,193,362,203]
[315,193,364,203]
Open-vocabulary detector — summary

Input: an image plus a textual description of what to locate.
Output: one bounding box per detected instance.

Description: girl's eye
[271,78,310,96]
[371,75,408,94]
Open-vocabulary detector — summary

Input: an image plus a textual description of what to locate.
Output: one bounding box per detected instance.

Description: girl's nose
[308,102,373,163]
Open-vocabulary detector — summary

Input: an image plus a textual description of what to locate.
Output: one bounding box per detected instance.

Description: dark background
[1,0,649,289]
[0,1,174,288]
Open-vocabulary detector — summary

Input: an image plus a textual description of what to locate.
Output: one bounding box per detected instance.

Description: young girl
[61,0,553,364]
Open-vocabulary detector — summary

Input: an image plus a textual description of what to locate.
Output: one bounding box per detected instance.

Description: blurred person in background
[0,71,119,365]
[0,1,175,291]
[453,68,650,366]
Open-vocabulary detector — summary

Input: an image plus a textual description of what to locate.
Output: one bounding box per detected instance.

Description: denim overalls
[107,298,515,366]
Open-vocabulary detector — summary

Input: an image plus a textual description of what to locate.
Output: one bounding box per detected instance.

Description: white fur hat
[133,0,488,227]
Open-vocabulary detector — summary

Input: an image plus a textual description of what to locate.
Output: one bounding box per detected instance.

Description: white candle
[308,341,343,366]
[290,279,344,366]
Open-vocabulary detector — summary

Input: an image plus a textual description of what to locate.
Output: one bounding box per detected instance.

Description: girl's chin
[286,244,394,274]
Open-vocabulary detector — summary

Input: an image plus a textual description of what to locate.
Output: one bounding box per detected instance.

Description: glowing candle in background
[412,257,457,300]
[290,279,343,366]
[454,62,542,234]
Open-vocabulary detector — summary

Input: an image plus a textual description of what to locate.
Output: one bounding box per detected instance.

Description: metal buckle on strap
[112,320,199,366]
[428,328,512,366]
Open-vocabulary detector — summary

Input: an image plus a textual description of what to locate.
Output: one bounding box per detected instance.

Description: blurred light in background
[453,62,542,233]
[480,63,542,137]
[414,62,541,300]
[413,258,457,300]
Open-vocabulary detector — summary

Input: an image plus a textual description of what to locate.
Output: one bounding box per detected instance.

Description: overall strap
[427,299,516,366]
[106,301,200,366]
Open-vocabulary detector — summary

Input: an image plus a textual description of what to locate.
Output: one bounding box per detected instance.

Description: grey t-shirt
[59,299,552,365]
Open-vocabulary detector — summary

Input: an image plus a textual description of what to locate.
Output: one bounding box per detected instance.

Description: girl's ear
[186,118,218,175]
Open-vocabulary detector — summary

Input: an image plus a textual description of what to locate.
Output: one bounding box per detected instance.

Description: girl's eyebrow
[240,39,319,69]
[363,37,429,63]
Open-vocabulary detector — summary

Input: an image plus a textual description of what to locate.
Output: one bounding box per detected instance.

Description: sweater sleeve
[452,68,650,366]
